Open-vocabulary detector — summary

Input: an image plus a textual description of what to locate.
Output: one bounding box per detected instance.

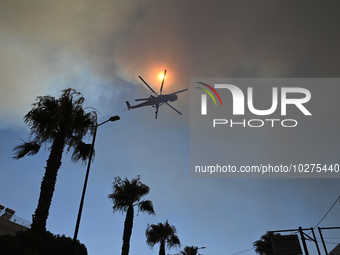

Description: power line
[313,195,340,229]
[232,247,254,255]
[304,195,340,238]
[319,237,340,240]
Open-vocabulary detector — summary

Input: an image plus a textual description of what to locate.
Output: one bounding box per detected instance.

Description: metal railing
[0,210,31,228]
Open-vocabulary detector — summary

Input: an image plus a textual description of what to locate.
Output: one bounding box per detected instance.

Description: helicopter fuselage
[129,94,178,109]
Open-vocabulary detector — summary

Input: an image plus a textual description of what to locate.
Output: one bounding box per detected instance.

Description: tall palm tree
[145,220,181,255]
[108,176,155,255]
[13,88,96,255]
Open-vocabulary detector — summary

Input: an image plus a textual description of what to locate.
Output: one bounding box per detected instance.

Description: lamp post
[197,246,206,255]
[72,115,120,255]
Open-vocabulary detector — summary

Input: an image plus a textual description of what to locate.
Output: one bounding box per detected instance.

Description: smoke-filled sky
[1,1,340,255]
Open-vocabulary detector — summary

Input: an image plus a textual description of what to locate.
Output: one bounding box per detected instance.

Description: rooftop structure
[0,204,31,235]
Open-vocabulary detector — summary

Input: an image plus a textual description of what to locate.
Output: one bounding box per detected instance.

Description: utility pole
[299,227,309,255]
[318,227,328,255]
[318,226,340,255]
[311,227,321,255]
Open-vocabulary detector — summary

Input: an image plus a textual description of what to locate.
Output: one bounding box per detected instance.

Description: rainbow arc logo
[196,82,222,115]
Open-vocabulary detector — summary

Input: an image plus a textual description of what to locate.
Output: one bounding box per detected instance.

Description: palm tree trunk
[25,135,65,255]
[121,205,134,255]
[159,241,165,255]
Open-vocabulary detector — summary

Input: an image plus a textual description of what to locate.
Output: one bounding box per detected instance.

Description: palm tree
[177,246,199,255]
[145,220,181,255]
[108,176,155,255]
[13,88,96,255]
[254,231,281,255]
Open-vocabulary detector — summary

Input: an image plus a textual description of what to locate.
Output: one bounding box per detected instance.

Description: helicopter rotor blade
[155,104,159,119]
[135,98,150,101]
[139,76,158,95]
[165,102,182,115]
[160,70,167,95]
[172,88,188,95]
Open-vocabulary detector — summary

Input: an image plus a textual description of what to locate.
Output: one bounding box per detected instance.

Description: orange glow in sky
[144,68,175,91]
[159,73,165,80]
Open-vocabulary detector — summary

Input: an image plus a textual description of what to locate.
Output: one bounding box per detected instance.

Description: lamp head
[109,115,120,122]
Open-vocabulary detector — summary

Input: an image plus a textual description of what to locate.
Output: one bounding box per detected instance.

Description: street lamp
[72,115,120,255]
[197,246,206,255]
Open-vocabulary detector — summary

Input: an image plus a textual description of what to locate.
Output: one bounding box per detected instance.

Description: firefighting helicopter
[125,70,188,119]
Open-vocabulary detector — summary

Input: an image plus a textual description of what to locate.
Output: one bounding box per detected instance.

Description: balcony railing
[0,210,31,229]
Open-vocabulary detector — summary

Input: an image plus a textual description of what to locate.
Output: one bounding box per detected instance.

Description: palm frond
[24,96,59,142]
[179,246,198,255]
[138,200,155,215]
[167,234,181,249]
[13,140,41,159]
[70,141,94,164]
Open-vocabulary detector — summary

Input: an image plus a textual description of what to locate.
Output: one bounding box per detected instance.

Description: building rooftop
[0,204,31,235]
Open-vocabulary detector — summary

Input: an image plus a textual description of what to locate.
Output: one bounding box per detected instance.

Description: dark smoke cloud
[1,1,339,126]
